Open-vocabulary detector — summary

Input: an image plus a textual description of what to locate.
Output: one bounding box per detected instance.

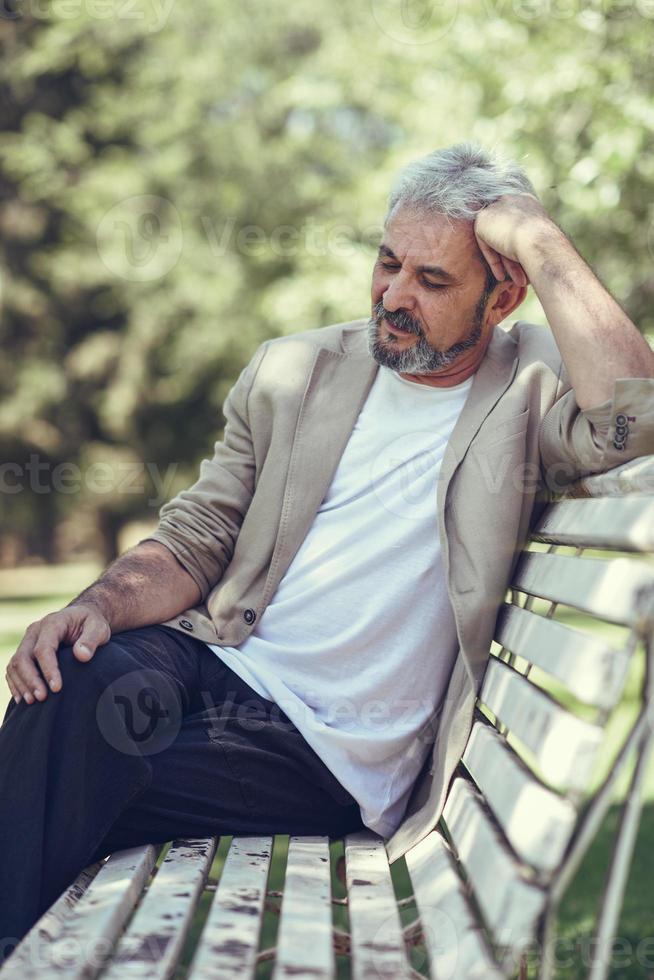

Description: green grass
[1,562,652,979]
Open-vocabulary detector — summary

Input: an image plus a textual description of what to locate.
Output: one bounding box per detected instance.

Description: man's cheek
[371,276,385,302]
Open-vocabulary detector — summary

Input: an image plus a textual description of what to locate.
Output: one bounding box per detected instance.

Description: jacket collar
[338,318,520,460]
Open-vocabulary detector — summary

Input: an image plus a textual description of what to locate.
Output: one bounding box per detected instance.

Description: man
[1,143,653,953]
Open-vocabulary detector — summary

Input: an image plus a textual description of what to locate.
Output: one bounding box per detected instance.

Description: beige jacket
[143,318,654,863]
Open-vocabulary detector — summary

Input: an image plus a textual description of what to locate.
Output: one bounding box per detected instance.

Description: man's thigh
[90,666,365,857]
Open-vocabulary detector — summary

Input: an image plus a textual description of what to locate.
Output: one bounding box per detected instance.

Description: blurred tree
[1,0,652,563]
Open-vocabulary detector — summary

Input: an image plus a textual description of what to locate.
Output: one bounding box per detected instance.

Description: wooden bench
[2,455,653,980]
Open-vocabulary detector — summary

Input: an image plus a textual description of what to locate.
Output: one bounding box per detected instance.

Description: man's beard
[366,289,490,375]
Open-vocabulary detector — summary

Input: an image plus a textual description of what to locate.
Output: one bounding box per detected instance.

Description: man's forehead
[382,207,478,263]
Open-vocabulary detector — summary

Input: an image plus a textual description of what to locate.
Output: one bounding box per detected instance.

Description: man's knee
[55,641,110,686]
[20,635,185,756]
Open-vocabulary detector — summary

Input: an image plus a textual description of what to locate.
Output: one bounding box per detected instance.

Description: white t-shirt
[207,365,472,837]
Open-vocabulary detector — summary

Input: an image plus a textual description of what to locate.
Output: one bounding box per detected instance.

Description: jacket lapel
[263,324,379,601]
[439,325,520,499]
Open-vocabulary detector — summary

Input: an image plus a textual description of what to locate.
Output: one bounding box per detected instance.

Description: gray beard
[366,299,484,375]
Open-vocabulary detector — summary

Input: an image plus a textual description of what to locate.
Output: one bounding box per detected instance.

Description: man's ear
[486,281,527,327]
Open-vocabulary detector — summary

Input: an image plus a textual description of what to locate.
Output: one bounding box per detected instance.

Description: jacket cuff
[587,377,654,466]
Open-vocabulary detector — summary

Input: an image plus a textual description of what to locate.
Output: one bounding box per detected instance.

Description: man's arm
[474,193,654,410]
[6,338,270,707]
[5,541,201,706]
[69,540,202,629]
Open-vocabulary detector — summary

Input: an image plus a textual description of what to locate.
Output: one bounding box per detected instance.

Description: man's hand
[473,193,556,288]
[4,541,205,708]
[6,604,111,706]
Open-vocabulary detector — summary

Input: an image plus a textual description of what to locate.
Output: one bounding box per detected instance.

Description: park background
[1,1,653,976]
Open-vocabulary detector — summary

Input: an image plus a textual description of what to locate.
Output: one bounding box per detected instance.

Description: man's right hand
[5,604,111,706]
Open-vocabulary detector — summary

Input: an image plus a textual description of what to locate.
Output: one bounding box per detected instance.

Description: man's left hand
[473,193,555,288]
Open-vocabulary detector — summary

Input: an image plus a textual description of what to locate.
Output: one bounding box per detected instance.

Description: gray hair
[386,143,537,223]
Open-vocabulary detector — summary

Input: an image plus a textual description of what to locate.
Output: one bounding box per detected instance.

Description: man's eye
[380,261,400,271]
[423,280,447,290]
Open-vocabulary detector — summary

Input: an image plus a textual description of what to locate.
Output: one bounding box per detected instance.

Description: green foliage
[1,0,652,559]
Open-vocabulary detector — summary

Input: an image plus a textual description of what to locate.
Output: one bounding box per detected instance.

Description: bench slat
[443,778,546,945]
[405,830,503,979]
[188,836,272,980]
[103,837,217,979]
[496,603,630,710]
[0,861,105,978]
[481,657,603,791]
[5,845,161,979]
[272,836,334,980]
[531,496,654,550]
[344,831,411,979]
[463,722,577,874]
[511,552,654,625]
[568,455,654,497]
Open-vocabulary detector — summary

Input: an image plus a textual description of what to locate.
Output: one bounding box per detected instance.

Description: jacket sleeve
[139,341,270,601]
[539,362,654,490]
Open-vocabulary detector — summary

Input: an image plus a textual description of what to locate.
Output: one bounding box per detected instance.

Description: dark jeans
[0,624,364,957]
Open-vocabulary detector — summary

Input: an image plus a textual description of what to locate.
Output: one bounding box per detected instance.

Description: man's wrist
[517,219,571,277]
[67,592,113,627]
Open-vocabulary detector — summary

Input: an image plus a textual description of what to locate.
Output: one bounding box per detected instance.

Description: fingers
[477,237,529,287]
[8,618,64,704]
[6,673,21,705]
[72,615,110,662]
[8,624,42,704]
[5,607,111,707]
[31,615,68,694]
[476,238,506,282]
[502,256,530,287]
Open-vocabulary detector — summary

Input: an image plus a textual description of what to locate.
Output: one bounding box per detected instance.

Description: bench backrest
[429,457,654,979]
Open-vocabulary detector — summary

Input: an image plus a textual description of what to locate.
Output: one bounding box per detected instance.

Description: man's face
[368,206,497,377]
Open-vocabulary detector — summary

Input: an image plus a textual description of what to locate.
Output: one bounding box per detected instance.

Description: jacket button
[179,619,194,631]
[243,608,256,625]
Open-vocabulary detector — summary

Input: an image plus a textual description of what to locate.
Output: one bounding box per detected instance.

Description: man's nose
[383,274,415,313]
